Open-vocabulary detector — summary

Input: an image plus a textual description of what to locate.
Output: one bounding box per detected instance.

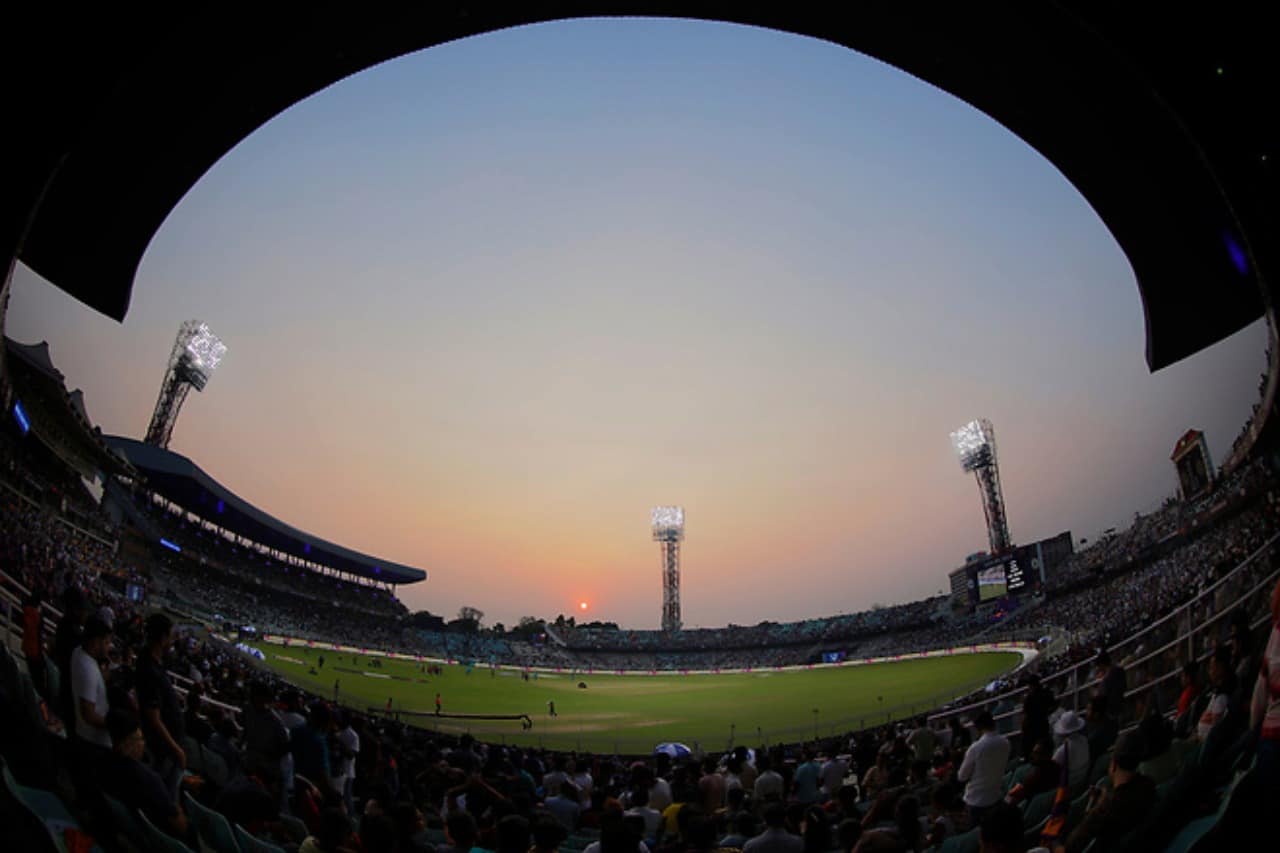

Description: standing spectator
[1084,696,1118,760]
[820,751,848,801]
[699,756,727,811]
[1093,650,1126,719]
[54,586,88,723]
[956,711,1009,826]
[71,617,113,748]
[906,717,936,765]
[21,587,46,699]
[242,682,289,786]
[791,750,821,805]
[136,613,186,802]
[1021,675,1055,755]
[753,754,784,805]
[332,710,360,816]
[292,702,335,794]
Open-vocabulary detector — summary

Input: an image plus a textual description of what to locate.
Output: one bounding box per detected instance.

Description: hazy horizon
[6,18,1267,630]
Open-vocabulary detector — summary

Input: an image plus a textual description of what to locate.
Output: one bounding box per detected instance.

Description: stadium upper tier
[106,434,426,585]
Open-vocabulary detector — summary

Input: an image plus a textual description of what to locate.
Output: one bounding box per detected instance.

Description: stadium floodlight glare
[145,319,230,448]
[651,506,686,632]
[951,419,993,472]
[651,505,686,539]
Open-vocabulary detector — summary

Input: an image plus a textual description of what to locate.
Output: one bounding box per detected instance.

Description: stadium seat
[184,791,240,853]
[1161,815,1216,853]
[1022,789,1056,829]
[182,736,205,774]
[137,807,196,852]
[937,827,979,853]
[233,825,286,853]
[103,792,147,852]
[200,746,230,788]
[1,757,98,853]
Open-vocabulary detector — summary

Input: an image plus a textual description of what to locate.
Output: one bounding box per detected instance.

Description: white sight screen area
[186,324,227,372]
[651,505,685,532]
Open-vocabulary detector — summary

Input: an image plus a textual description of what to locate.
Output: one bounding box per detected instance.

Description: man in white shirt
[624,786,663,842]
[957,710,1010,825]
[71,618,113,748]
[819,753,848,800]
[331,711,360,815]
[753,755,785,804]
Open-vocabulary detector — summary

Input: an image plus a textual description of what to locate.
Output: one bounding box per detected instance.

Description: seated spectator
[1004,737,1058,806]
[439,809,484,853]
[1060,732,1156,853]
[545,780,582,831]
[834,818,861,853]
[301,806,359,853]
[860,751,890,802]
[720,810,758,849]
[801,805,831,853]
[1051,711,1089,793]
[531,815,568,853]
[1173,661,1204,739]
[389,801,433,853]
[852,794,921,852]
[1195,646,1239,741]
[743,802,802,853]
[104,708,188,838]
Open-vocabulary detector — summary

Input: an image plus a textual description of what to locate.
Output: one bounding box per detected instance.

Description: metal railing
[926,530,1280,742]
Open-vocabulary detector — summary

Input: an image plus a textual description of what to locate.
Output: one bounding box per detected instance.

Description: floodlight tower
[651,506,685,632]
[950,419,1012,554]
[144,320,228,449]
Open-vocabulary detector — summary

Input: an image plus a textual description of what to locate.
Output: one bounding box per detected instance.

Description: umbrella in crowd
[654,742,692,758]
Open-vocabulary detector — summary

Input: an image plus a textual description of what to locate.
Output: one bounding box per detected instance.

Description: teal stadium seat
[937,827,979,853]
[234,824,287,853]
[1022,789,1056,829]
[1,758,100,853]
[184,791,241,853]
[103,792,147,852]
[137,806,196,852]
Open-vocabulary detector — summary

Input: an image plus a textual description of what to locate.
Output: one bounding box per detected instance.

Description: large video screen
[977,564,1008,601]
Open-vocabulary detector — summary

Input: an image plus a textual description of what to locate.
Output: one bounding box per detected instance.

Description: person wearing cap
[956,710,1010,826]
[71,616,113,748]
[1058,732,1156,853]
[1051,710,1090,792]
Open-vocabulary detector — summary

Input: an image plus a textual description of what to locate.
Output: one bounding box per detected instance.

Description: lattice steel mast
[651,506,685,632]
[144,320,227,449]
[950,419,1012,554]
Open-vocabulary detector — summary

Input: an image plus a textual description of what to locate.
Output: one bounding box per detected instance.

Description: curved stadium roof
[106,435,426,585]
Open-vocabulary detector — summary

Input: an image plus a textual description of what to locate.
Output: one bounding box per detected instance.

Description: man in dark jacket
[1062,732,1157,853]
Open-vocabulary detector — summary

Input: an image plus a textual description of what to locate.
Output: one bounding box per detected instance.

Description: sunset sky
[6,19,1266,630]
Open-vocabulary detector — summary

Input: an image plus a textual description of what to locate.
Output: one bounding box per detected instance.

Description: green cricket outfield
[257,642,1021,753]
